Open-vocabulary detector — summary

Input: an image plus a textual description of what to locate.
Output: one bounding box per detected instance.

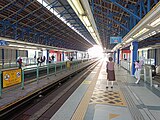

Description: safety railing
[120,60,131,72]
[0,58,97,97]
[0,58,37,69]
[0,59,18,69]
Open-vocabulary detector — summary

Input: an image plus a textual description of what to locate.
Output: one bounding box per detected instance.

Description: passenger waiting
[37,57,41,66]
[134,60,143,84]
[106,57,115,89]
[17,56,22,69]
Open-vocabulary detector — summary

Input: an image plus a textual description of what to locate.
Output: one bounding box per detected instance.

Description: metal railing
[0,58,37,69]
[0,58,97,97]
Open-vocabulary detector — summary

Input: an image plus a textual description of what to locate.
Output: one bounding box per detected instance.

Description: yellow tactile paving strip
[82,80,91,84]
[71,63,102,120]
[89,88,126,106]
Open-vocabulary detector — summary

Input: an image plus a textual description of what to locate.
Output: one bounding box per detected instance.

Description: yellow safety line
[71,62,103,120]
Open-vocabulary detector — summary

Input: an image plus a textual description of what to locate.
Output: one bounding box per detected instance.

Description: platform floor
[51,59,160,120]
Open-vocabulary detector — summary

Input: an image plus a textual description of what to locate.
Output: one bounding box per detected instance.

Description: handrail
[0,58,97,97]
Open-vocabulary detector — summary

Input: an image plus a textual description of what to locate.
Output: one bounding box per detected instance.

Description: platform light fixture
[67,0,100,45]
[138,34,150,41]
[88,26,94,33]
[148,17,160,27]
[67,0,85,15]
[133,28,149,38]
[82,16,91,27]
[148,31,156,36]
[157,29,160,33]
[26,46,37,49]
[125,38,133,43]
[9,44,24,48]
[92,32,96,38]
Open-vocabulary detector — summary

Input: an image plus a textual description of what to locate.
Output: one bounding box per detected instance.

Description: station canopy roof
[0,0,159,51]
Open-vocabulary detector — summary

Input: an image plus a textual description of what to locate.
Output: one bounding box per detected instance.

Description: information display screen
[110,37,122,44]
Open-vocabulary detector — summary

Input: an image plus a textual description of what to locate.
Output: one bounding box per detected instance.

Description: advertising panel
[3,69,21,88]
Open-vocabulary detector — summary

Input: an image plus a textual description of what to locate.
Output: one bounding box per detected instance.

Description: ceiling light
[9,44,24,48]
[148,31,156,36]
[156,29,160,33]
[125,38,133,43]
[68,0,84,15]
[88,26,94,32]
[133,28,149,38]
[26,46,37,49]
[138,34,149,41]
[82,16,91,27]
[92,32,96,37]
[148,17,160,27]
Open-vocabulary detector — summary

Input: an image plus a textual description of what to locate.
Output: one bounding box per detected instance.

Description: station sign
[110,37,122,44]
[2,69,22,88]
[0,40,9,46]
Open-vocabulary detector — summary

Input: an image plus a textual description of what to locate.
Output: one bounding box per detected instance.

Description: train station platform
[0,59,95,110]
[51,59,160,120]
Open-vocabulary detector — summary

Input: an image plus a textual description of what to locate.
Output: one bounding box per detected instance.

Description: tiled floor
[37,59,160,120]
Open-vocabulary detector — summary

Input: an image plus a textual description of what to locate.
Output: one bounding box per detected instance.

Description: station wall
[0,48,27,61]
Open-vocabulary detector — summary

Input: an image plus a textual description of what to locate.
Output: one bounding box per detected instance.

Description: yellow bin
[66,61,70,69]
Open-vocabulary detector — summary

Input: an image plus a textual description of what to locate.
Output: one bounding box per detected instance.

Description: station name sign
[0,40,9,46]
[110,37,122,44]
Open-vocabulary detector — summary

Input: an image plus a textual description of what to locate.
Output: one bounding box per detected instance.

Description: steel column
[117,49,120,65]
[131,41,138,76]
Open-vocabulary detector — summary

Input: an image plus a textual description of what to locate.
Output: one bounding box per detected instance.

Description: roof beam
[93,7,129,32]
[107,0,141,20]
[3,0,34,21]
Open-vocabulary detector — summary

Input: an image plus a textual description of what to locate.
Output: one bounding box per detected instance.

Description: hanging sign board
[110,37,122,44]
[2,69,22,88]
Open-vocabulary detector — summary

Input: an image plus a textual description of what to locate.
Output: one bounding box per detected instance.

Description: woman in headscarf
[106,57,115,89]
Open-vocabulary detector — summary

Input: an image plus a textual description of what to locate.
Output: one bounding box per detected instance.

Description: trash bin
[66,61,70,69]
[151,65,156,77]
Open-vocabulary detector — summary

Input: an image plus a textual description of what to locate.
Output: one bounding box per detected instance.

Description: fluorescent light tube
[88,26,94,32]
[148,31,156,36]
[92,32,96,37]
[82,16,91,26]
[126,38,133,43]
[133,28,149,38]
[156,29,160,33]
[149,17,160,27]
[70,0,84,15]
[9,44,24,48]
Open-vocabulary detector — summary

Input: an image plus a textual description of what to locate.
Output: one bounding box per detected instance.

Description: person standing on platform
[134,59,143,84]
[106,57,115,89]
[51,55,55,62]
[17,56,22,69]
[70,56,74,61]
